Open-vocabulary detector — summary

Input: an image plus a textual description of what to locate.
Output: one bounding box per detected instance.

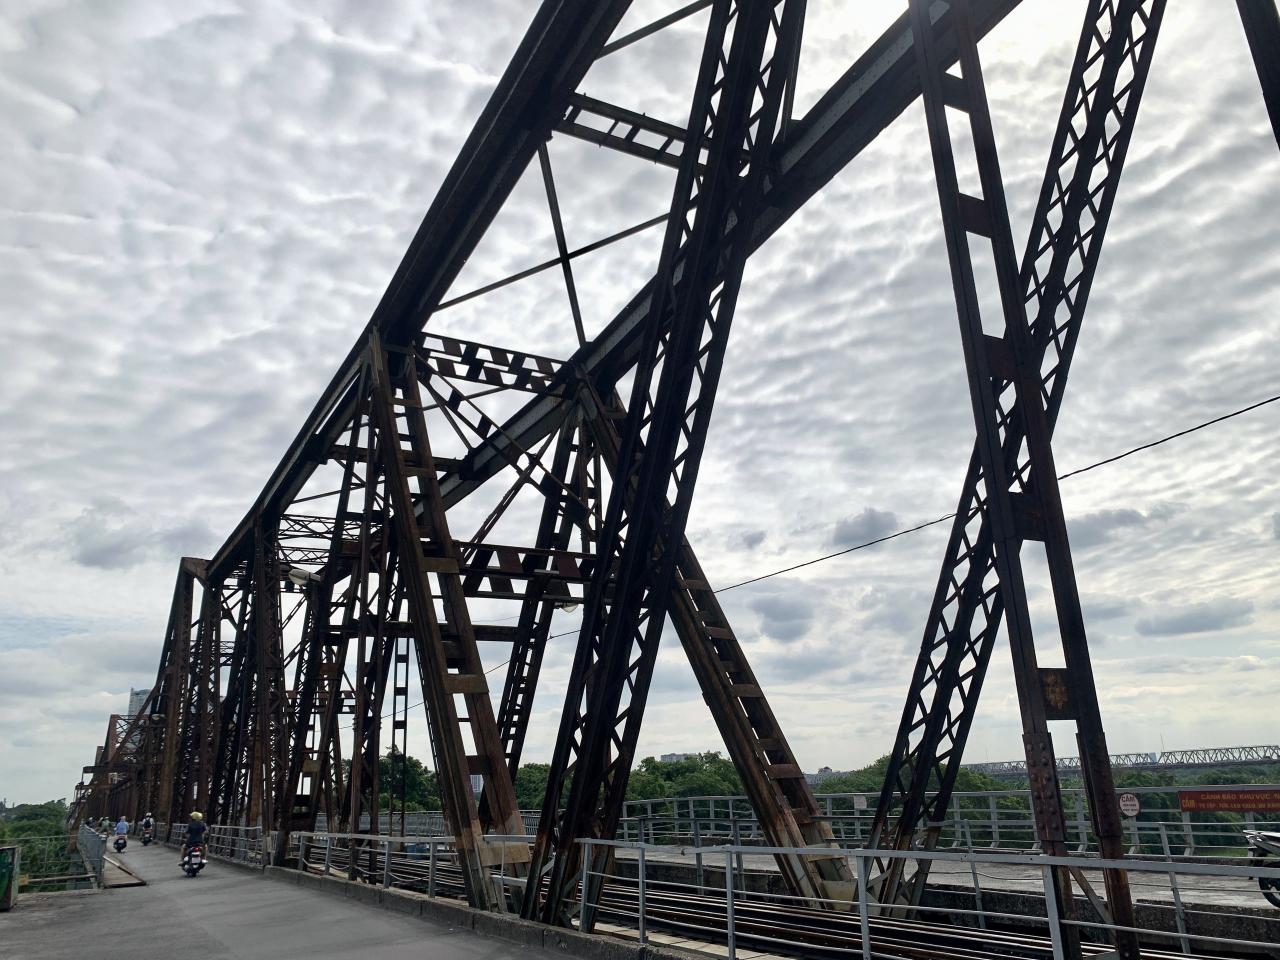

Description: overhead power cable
[375,391,1278,723]
[717,392,1279,593]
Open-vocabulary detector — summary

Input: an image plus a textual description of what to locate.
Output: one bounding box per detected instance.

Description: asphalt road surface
[0,842,543,960]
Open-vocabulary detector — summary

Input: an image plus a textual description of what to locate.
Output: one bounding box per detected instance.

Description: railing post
[724,849,736,960]
[637,845,647,945]
[298,834,308,871]
[693,815,705,894]
[989,795,1000,848]
[1181,810,1195,857]
[855,854,871,960]
[1041,864,1066,960]
[1074,791,1089,853]
[428,841,437,898]
[1158,823,1191,954]
[580,842,593,931]
[323,835,333,875]
[730,816,743,888]
[382,839,391,888]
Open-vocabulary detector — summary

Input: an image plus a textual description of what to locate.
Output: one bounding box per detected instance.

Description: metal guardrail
[5,832,100,891]
[577,837,1280,960]
[620,785,1280,859]
[76,826,105,886]
[154,822,264,866]
[313,810,541,836]
[289,831,464,897]
[261,824,1280,958]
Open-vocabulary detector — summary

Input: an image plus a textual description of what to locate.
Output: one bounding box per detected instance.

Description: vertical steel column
[248,525,288,833]
[189,577,222,815]
[1237,0,1280,149]
[130,568,195,824]
[367,333,526,910]
[276,377,371,858]
[526,0,808,925]
[209,571,252,825]
[583,386,854,902]
[907,1,1141,957]
[871,0,1164,921]
[483,411,594,831]
[156,564,198,823]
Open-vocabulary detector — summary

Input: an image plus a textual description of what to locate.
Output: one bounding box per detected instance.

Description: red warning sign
[1178,789,1280,813]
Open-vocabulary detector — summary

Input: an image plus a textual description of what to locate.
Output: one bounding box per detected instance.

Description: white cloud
[1,1,1277,803]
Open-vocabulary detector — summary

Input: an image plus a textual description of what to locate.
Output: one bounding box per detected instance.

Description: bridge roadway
[0,843,539,960]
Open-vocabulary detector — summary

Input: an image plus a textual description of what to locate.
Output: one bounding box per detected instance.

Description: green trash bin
[0,845,18,911]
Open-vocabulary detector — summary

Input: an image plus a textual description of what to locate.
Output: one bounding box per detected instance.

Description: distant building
[127,687,149,718]
[123,688,150,751]
[659,752,693,763]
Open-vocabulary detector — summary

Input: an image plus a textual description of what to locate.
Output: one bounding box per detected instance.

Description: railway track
[292,844,1241,960]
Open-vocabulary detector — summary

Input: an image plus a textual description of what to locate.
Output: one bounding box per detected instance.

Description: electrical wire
[371,392,1278,723]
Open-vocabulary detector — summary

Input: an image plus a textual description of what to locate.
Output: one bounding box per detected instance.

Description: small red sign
[1178,789,1280,813]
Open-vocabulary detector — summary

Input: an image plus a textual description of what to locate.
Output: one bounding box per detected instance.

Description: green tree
[514,763,552,810]
[0,800,68,841]
[624,752,744,801]
[378,747,441,811]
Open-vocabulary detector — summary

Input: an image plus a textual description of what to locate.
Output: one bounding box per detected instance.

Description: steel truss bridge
[965,745,1280,781]
[72,3,1279,960]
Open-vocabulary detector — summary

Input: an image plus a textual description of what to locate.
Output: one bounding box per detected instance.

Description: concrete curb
[260,866,708,959]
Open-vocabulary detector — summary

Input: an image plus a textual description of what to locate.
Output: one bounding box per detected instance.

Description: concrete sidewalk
[0,843,549,960]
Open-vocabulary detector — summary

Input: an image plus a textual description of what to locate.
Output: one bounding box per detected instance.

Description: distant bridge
[963,745,1280,781]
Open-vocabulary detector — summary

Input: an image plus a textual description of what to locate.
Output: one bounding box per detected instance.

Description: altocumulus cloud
[0,2,1277,803]
[64,498,215,570]
[1134,599,1255,637]
[832,507,900,547]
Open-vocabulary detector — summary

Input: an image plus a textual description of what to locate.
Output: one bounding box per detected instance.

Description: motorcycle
[113,835,128,853]
[142,826,154,846]
[1245,830,1280,908]
[181,844,206,878]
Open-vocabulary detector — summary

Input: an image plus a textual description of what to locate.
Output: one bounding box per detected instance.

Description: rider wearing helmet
[180,811,208,865]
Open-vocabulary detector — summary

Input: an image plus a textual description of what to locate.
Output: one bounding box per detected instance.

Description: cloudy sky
[1,1,1277,805]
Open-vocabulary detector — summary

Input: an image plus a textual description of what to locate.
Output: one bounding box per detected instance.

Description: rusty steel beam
[903,0,1140,955]
[525,0,808,925]
[198,0,1022,587]
[205,0,633,583]
[870,0,1165,922]
[367,333,527,909]
[438,0,1023,513]
[1238,0,1280,149]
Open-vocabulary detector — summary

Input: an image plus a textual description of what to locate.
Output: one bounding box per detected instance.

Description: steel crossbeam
[870,0,1165,923]
[901,0,1148,955]
[1237,0,1280,149]
[524,0,808,925]
[199,0,1021,585]
[69,1,1280,942]
[366,333,528,908]
[579,384,855,903]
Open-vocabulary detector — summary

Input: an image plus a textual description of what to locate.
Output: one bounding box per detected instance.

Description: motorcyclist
[141,812,155,832]
[115,815,130,837]
[180,811,208,865]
